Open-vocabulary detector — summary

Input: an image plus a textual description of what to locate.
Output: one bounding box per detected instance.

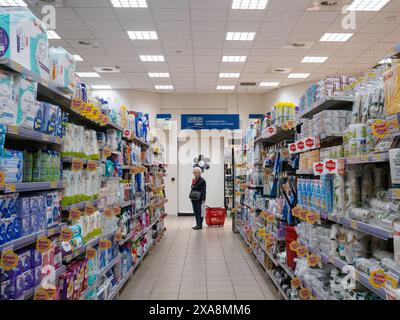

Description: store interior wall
[93,84,308,216]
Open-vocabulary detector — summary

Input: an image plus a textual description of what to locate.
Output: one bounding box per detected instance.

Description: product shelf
[0,224,62,252]
[299,96,354,119]
[0,181,64,194]
[6,126,62,146]
[23,264,67,300]
[298,239,386,299]
[61,157,102,165]
[123,135,150,148]
[61,199,101,212]
[296,169,315,175]
[79,254,122,300]
[265,268,289,300]
[255,128,295,145]
[343,152,389,165]
[119,218,159,246]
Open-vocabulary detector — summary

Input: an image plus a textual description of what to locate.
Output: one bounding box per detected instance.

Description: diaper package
[49,47,76,93]
[0,71,17,126]
[14,74,38,129]
[0,149,23,183]
[0,8,50,82]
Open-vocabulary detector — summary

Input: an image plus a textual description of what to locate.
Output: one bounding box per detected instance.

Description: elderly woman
[189,166,207,230]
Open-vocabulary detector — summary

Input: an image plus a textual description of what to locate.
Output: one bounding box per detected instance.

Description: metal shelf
[255,128,295,145]
[299,96,354,119]
[0,181,64,194]
[296,169,315,175]
[265,268,289,300]
[62,157,102,165]
[343,152,389,165]
[123,135,150,148]
[62,198,100,211]
[6,126,62,146]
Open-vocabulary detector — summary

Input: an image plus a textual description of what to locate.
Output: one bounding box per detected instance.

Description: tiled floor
[119,216,279,300]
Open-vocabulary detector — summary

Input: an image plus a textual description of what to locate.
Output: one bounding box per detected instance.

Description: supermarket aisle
[119,216,279,300]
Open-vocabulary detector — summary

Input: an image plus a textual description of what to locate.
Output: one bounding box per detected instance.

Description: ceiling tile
[85,19,122,31]
[74,8,117,20]
[191,9,229,21]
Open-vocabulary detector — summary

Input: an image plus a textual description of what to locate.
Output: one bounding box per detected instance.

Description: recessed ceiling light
[148,72,170,78]
[260,82,280,87]
[301,56,328,63]
[231,0,269,9]
[217,86,235,90]
[0,0,27,6]
[73,55,84,62]
[155,85,174,90]
[222,56,247,63]
[140,55,165,62]
[226,32,256,41]
[92,85,112,90]
[76,72,101,78]
[110,0,147,8]
[219,73,240,78]
[288,73,310,79]
[319,33,353,42]
[347,0,390,11]
[127,31,158,40]
[47,30,61,40]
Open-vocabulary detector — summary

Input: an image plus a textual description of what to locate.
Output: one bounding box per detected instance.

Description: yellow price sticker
[72,159,84,172]
[104,208,113,219]
[299,287,311,300]
[34,287,51,301]
[86,247,97,260]
[36,236,52,254]
[0,171,5,188]
[369,269,386,289]
[307,253,321,267]
[5,184,15,193]
[291,277,301,289]
[8,125,18,135]
[257,228,266,237]
[289,240,300,252]
[69,208,81,221]
[60,228,73,242]
[296,245,307,257]
[0,250,19,271]
[85,204,96,216]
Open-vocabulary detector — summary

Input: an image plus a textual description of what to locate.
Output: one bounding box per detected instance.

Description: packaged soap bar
[0,9,50,82]
[0,71,17,126]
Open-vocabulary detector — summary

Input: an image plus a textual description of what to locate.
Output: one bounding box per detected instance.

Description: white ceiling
[27,0,400,93]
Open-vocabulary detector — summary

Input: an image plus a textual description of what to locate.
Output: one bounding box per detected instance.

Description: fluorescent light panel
[127,31,158,40]
[232,0,269,9]
[76,72,100,78]
[260,82,280,87]
[226,32,256,41]
[217,86,235,90]
[0,0,26,5]
[148,72,170,78]
[347,0,390,11]
[47,30,61,40]
[288,73,310,79]
[111,0,147,8]
[301,56,328,63]
[320,33,353,42]
[155,85,173,90]
[222,56,247,62]
[92,85,112,89]
[219,73,240,78]
[140,55,165,62]
[73,55,84,62]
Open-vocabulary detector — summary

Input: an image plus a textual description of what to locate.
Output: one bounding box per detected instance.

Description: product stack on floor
[235,59,400,300]
[0,6,167,301]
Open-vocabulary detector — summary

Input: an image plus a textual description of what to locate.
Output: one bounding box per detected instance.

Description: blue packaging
[0,279,17,300]
[37,212,46,232]
[19,250,32,272]
[0,149,23,183]
[15,274,24,299]
[21,270,33,290]
[16,196,30,217]
[3,216,16,243]
[0,261,21,282]
[29,213,38,234]
[42,102,58,136]
[33,101,44,133]
[37,194,45,216]
[15,216,29,237]
[0,195,8,218]
[30,196,39,215]
[7,194,18,217]
[55,106,62,138]
[33,266,41,286]
[31,249,42,268]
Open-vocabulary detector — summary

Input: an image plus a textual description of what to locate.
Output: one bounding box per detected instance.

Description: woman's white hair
[193,167,202,174]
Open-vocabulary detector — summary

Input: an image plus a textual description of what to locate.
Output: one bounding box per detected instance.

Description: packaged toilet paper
[0,71,17,126]
[0,8,50,82]
[14,73,38,128]
[49,47,76,93]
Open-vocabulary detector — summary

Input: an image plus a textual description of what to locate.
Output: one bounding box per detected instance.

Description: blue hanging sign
[249,114,264,119]
[181,114,240,130]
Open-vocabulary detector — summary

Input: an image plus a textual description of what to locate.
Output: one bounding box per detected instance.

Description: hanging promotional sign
[313,159,339,175]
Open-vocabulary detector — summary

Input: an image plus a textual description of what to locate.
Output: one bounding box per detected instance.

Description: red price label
[123,129,132,138]
[86,247,97,260]
[297,141,305,151]
[289,143,297,153]
[325,159,337,172]
[314,162,324,174]
[305,138,315,148]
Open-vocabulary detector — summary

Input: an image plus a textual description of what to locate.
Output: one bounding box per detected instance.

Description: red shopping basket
[206,207,226,227]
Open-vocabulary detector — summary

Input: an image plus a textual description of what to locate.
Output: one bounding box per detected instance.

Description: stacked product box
[299,150,320,170]
[312,110,352,136]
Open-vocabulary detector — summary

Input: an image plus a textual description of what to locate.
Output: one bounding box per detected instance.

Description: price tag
[371,119,388,139]
[87,160,98,172]
[86,247,97,260]
[104,208,113,219]
[296,245,307,257]
[5,184,15,193]
[34,287,51,301]
[114,206,121,215]
[8,125,18,135]
[299,209,308,221]
[41,133,49,142]
[85,204,96,216]
[36,236,52,254]
[99,239,112,251]
[299,287,311,300]
[60,228,73,242]
[0,171,5,188]
[307,254,321,267]
[289,143,297,154]
[257,228,266,237]
[0,250,19,271]
[69,208,81,221]
[71,98,85,113]
[292,206,301,218]
[72,159,84,172]
[306,212,319,225]
[369,269,386,289]
[287,119,296,129]
[289,241,300,252]
[385,272,399,289]
[50,181,58,189]
[350,220,359,230]
[361,154,370,163]
[265,234,275,246]
[266,214,275,223]
[103,147,112,158]
[291,277,301,289]
[123,129,132,139]
[115,233,123,242]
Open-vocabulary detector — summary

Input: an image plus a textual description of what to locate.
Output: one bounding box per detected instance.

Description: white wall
[264,81,314,112]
